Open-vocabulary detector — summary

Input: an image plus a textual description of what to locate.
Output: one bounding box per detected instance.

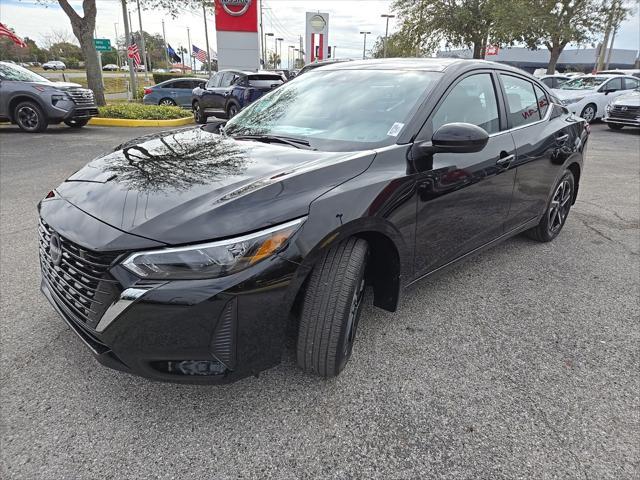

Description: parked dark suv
[0,61,98,132]
[191,69,284,122]
[39,59,587,384]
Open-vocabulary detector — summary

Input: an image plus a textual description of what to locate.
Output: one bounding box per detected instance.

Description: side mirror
[417,123,489,155]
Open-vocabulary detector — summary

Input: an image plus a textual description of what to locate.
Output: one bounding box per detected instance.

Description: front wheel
[580,104,597,123]
[227,103,239,119]
[14,101,48,133]
[296,237,369,378]
[64,118,89,128]
[525,170,575,242]
[193,101,206,124]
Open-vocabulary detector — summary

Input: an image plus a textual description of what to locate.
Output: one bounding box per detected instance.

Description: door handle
[496,152,515,168]
[556,133,569,143]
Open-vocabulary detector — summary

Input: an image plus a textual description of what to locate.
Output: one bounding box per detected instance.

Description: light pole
[288,45,295,69]
[264,32,274,68]
[360,31,371,60]
[276,37,283,68]
[381,14,395,58]
[114,23,120,66]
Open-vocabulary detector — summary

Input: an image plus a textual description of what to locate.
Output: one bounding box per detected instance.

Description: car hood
[551,88,596,99]
[25,80,83,90]
[612,91,640,106]
[55,126,375,245]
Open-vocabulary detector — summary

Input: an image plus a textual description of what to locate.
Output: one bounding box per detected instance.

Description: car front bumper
[602,115,640,127]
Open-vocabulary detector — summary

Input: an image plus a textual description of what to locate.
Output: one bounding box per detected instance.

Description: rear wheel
[64,118,89,128]
[227,103,239,119]
[580,104,597,123]
[525,170,575,242]
[193,101,206,124]
[159,98,177,106]
[607,123,623,130]
[14,101,48,133]
[296,237,369,378]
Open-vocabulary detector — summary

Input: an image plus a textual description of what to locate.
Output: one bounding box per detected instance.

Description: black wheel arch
[8,94,47,122]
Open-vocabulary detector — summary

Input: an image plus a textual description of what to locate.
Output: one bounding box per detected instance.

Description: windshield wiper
[230,134,313,150]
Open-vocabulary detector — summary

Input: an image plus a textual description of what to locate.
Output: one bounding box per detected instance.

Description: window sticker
[387,122,404,136]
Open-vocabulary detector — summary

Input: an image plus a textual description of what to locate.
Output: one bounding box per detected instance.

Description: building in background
[305,12,329,63]
[215,0,259,71]
[437,47,639,73]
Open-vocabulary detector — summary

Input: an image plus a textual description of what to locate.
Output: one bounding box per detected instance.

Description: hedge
[97,103,190,120]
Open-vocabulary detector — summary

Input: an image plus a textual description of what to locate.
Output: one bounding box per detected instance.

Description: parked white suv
[42,61,66,71]
[551,74,640,122]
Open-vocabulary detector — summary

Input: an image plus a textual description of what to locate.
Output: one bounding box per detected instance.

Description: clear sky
[1,0,638,64]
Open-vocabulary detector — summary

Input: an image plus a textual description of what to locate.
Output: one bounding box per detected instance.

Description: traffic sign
[93,38,111,51]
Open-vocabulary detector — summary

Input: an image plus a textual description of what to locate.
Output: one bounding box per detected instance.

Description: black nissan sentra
[38,59,588,383]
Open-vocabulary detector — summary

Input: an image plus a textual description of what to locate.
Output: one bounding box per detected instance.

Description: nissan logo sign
[49,232,63,266]
[221,0,251,16]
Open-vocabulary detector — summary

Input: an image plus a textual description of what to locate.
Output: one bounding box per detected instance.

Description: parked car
[102,64,119,71]
[42,61,66,71]
[120,65,129,71]
[266,69,295,80]
[152,68,167,73]
[169,68,183,73]
[297,58,352,75]
[0,61,97,132]
[551,74,640,122]
[38,58,588,383]
[603,87,640,130]
[143,77,206,107]
[192,69,284,121]
[597,69,640,78]
[539,74,571,89]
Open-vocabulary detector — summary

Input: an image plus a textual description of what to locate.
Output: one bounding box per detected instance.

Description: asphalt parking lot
[1,122,638,479]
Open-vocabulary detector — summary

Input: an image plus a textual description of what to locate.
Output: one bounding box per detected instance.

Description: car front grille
[67,88,96,106]
[39,220,121,330]
[610,104,640,120]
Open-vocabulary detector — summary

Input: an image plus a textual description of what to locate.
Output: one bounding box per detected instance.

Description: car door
[596,77,624,113]
[413,71,517,276]
[210,72,236,110]
[200,72,222,109]
[170,80,194,107]
[499,74,580,230]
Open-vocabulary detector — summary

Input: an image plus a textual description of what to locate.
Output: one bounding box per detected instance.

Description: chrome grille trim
[67,88,95,106]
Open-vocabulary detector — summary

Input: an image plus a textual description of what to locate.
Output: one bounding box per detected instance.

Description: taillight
[143,87,152,95]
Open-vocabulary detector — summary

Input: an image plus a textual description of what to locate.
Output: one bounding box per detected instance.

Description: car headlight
[122,217,305,280]
[561,97,585,106]
[606,103,613,113]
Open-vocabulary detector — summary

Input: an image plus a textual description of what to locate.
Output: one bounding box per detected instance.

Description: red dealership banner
[215,0,258,33]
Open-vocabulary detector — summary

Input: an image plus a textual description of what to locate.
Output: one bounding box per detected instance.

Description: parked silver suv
[0,62,98,132]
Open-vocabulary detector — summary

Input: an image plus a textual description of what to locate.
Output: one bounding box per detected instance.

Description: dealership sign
[220,0,251,16]
[215,0,257,32]
[215,0,258,70]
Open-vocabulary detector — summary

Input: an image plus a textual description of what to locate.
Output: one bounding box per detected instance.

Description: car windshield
[224,69,442,151]
[559,76,608,90]
[0,63,50,83]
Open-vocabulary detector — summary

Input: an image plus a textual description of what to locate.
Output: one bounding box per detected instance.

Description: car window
[192,80,205,89]
[220,72,235,87]
[247,74,284,88]
[604,78,623,91]
[160,81,175,89]
[500,74,541,127]
[206,73,221,89]
[623,78,640,89]
[171,80,193,89]
[540,77,553,88]
[560,76,608,90]
[0,63,50,82]
[534,85,549,118]
[431,73,499,135]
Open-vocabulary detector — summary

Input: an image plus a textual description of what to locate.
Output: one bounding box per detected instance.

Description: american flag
[192,45,207,63]
[0,22,27,48]
[127,36,141,67]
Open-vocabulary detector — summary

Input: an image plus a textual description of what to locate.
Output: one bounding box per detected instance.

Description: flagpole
[187,27,193,72]
[162,20,169,68]
[120,0,136,99]
[202,2,212,76]
[135,0,148,80]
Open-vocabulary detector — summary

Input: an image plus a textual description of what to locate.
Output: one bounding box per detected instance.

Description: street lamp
[276,37,283,68]
[360,31,371,60]
[264,32,274,68]
[288,45,295,69]
[380,14,395,58]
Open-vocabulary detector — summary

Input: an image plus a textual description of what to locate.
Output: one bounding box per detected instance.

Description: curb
[88,117,194,127]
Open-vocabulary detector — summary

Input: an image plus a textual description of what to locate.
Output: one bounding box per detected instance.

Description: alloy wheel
[160,99,176,106]
[581,105,595,122]
[17,105,40,131]
[548,179,572,234]
[228,105,238,118]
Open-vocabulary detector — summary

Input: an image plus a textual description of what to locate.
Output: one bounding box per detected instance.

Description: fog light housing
[152,360,227,376]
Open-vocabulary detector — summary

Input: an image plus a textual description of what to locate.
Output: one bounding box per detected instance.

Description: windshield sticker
[387,122,404,136]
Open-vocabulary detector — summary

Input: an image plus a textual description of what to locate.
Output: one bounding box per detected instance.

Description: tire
[607,123,623,130]
[159,98,177,106]
[296,237,369,378]
[227,103,239,119]
[580,103,597,123]
[193,101,206,124]
[14,101,48,133]
[64,118,89,128]
[525,170,575,242]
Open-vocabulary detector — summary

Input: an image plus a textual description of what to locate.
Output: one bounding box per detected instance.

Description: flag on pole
[127,36,141,67]
[167,44,181,63]
[192,45,207,63]
[0,22,27,48]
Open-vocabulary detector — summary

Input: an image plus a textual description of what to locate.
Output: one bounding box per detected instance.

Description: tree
[40,29,75,49]
[392,0,519,59]
[370,32,418,58]
[267,51,281,69]
[48,41,84,61]
[52,1,105,105]
[514,0,610,73]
